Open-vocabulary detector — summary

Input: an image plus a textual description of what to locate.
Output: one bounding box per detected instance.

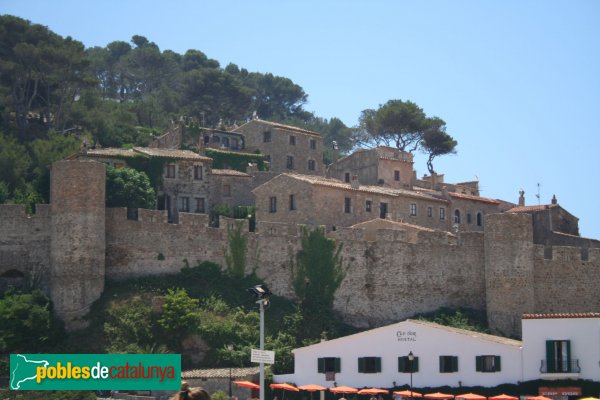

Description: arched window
[477,212,483,227]
[454,209,461,224]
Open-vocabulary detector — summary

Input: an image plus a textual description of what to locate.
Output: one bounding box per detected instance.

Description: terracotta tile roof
[85,148,138,158]
[506,204,557,213]
[351,218,438,233]
[448,192,501,204]
[522,312,600,319]
[279,173,448,202]
[182,367,260,379]
[133,147,212,161]
[211,169,251,177]
[236,119,321,137]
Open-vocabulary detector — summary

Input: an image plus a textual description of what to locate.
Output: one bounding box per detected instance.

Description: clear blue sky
[3,0,600,239]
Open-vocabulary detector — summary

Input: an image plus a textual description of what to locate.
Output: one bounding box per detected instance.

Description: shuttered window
[358,357,381,373]
[475,355,501,372]
[398,356,419,373]
[439,356,458,373]
[318,357,341,373]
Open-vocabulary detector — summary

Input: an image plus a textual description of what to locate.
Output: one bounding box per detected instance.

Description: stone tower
[484,213,535,337]
[50,160,106,330]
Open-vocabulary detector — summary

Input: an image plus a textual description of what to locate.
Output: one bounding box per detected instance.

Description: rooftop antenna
[536,183,541,205]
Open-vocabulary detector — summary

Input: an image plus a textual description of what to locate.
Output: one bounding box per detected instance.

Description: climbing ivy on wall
[224,219,247,279]
[205,149,267,172]
[292,226,344,313]
[126,155,176,190]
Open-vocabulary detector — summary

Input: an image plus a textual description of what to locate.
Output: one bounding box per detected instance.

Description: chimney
[518,190,525,206]
[551,194,557,205]
[351,175,360,189]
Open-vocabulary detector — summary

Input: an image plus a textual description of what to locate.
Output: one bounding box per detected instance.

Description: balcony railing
[540,359,581,373]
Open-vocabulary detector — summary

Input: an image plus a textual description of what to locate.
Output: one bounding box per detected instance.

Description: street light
[247,285,272,400]
[227,344,233,400]
[408,351,414,400]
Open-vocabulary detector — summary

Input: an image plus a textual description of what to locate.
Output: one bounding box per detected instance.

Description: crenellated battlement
[534,243,600,263]
[0,203,51,219]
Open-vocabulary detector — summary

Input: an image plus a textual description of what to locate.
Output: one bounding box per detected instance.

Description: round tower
[50,160,106,330]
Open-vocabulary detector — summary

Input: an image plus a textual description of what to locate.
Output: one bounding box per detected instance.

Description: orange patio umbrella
[394,390,424,398]
[271,383,300,400]
[234,380,260,390]
[330,386,359,394]
[526,397,553,400]
[424,393,454,399]
[456,394,486,400]
[489,395,517,400]
[299,384,328,392]
[358,388,390,395]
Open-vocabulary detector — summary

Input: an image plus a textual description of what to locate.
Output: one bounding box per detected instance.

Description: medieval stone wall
[0,204,51,289]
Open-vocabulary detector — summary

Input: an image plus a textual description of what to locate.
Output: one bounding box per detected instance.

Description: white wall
[521,317,600,381]
[277,320,522,388]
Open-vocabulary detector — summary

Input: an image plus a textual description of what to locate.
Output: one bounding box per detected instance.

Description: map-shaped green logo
[10,354,49,390]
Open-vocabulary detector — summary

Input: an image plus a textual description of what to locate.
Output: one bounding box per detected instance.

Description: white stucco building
[522,312,600,382]
[275,319,523,388]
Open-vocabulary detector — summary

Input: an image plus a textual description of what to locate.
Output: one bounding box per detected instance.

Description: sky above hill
[4,0,600,239]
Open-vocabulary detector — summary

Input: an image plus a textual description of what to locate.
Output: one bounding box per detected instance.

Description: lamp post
[408,351,414,400]
[227,344,233,400]
[247,285,271,400]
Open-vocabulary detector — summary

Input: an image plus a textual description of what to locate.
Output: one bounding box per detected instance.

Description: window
[477,212,483,226]
[194,165,203,180]
[166,164,176,178]
[115,162,125,169]
[427,207,433,217]
[546,340,572,373]
[394,170,400,181]
[179,196,189,212]
[269,197,277,213]
[318,357,341,373]
[195,198,205,213]
[223,184,231,197]
[264,155,271,163]
[380,202,388,219]
[310,139,317,149]
[439,356,458,373]
[475,355,501,372]
[308,159,316,171]
[410,203,417,216]
[454,209,461,224]
[344,197,351,213]
[286,156,294,170]
[289,194,296,211]
[358,357,381,373]
[289,135,296,145]
[440,207,446,220]
[398,356,419,373]
[222,137,230,147]
[263,131,271,142]
[467,213,472,224]
[366,200,372,212]
[344,172,350,183]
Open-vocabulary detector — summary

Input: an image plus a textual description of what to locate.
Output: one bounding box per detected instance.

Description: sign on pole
[251,349,275,364]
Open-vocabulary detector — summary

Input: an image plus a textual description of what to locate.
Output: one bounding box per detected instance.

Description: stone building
[233,119,324,176]
[252,173,507,233]
[327,146,415,189]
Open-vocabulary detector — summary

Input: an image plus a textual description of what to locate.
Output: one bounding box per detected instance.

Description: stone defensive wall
[0,204,51,288]
[1,159,599,334]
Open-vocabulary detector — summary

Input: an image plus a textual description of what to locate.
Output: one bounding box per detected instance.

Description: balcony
[540,359,580,378]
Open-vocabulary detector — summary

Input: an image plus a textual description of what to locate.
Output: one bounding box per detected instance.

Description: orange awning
[330,386,359,394]
[299,384,328,392]
[394,391,424,398]
[270,383,300,392]
[234,380,260,390]
[424,393,454,399]
[358,388,390,395]
[489,395,517,400]
[456,394,486,400]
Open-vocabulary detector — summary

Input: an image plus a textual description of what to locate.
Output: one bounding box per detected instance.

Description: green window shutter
[358,357,365,373]
[334,357,341,373]
[399,357,407,372]
[318,358,325,373]
[413,357,419,373]
[439,356,443,372]
[452,356,459,372]
[494,356,501,372]
[475,356,483,372]
[375,357,382,372]
[566,340,571,372]
[546,341,556,373]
